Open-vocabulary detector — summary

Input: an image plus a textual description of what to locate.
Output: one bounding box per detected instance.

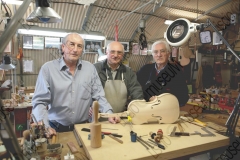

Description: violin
[100,93,180,124]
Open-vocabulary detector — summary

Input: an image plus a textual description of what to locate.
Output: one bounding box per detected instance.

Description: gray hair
[61,33,84,55]
[61,32,83,45]
[151,40,171,55]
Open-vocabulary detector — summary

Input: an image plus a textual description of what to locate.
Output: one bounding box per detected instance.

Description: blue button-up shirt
[32,57,113,127]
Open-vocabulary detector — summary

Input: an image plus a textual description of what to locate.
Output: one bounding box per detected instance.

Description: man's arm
[32,66,51,128]
[127,68,144,100]
[175,69,189,107]
[91,67,113,113]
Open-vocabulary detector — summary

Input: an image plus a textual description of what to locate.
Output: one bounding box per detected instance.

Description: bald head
[107,41,124,53]
[106,41,125,68]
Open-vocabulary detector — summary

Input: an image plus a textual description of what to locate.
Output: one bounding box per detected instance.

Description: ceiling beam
[81,5,93,32]
[129,0,168,42]
[0,0,31,55]
[194,0,233,21]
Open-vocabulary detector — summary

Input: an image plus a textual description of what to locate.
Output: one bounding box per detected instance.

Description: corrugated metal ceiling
[1,0,239,45]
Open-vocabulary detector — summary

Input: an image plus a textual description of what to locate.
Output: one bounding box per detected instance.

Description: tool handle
[90,101,101,148]
[194,119,206,126]
[137,136,154,149]
[81,128,123,138]
[92,101,99,123]
[108,135,123,144]
[67,142,79,153]
[175,132,190,136]
[52,135,56,144]
[148,139,165,150]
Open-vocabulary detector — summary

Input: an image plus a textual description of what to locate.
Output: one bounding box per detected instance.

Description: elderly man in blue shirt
[32,33,120,135]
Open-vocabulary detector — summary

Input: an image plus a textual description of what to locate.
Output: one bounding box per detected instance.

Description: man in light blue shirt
[32,33,120,135]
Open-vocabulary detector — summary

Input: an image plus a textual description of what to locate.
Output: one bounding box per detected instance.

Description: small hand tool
[81,128,122,138]
[108,134,123,144]
[194,119,206,126]
[174,132,190,136]
[169,126,201,137]
[137,138,149,150]
[148,139,165,150]
[137,136,154,149]
[169,126,178,137]
[67,142,79,154]
[169,126,189,137]
[73,129,82,148]
[200,127,216,137]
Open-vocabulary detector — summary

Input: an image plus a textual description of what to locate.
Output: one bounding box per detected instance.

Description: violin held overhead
[100,93,180,125]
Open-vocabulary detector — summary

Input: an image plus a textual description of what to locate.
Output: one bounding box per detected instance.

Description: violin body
[100,93,180,125]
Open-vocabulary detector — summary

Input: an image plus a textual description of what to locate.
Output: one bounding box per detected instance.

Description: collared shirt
[107,62,120,71]
[107,62,120,79]
[155,63,167,74]
[32,57,113,128]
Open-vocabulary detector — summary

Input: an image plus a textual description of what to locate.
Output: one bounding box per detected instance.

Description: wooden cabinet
[230,74,240,89]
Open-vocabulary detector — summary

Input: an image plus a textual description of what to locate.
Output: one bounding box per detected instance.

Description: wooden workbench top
[74,122,229,160]
[52,131,88,160]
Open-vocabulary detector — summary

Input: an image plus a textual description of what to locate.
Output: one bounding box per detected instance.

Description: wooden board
[203,113,240,136]
[74,122,229,160]
[55,132,88,160]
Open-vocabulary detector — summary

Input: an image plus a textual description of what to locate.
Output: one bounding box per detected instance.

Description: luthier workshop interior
[0,0,240,160]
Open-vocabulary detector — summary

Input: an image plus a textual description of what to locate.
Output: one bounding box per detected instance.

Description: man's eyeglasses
[109,50,124,56]
[153,49,167,55]
[65,41,83,51]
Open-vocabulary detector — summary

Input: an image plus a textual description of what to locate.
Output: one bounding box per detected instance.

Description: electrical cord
[139,29,147,50]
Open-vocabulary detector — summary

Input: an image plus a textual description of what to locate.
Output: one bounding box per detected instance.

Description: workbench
[4,104,32,138]
[54,132,88,160]
[74,122,229,160]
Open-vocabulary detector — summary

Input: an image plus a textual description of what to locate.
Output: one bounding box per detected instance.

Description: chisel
[81,128,122,138]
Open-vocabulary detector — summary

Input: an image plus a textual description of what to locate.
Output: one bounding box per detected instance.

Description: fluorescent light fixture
[26,0,62,23]
[74,0,97,6]
[81,34,105,40]
[0,0,28,5]
[18,29,67,37]
[98,55,107,61]
[165,20,199,26]
[18,29,106,40]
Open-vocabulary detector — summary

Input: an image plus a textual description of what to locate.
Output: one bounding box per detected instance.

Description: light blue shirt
[32,57,113,128]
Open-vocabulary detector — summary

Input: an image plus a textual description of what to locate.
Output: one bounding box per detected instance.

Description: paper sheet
[23,60,33,72]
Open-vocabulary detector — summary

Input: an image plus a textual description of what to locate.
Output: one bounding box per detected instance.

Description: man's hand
[149,96,156,101]
[30,122,56,137]
[45,127,57,137]
[108,116,120,124]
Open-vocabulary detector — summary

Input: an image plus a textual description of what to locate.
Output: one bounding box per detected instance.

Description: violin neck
[99,111,129,118]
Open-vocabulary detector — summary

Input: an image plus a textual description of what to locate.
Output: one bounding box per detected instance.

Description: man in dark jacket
[94,41,143,113]
[137,40,189,107]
